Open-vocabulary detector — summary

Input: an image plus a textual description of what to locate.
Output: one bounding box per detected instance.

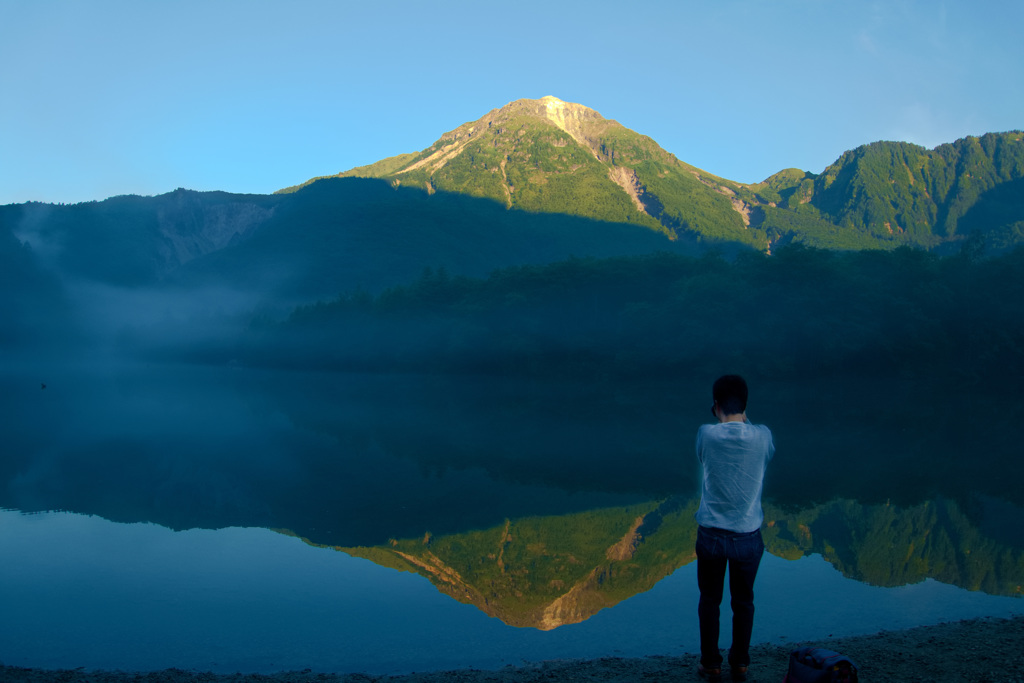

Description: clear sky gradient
[2,0,1021,205]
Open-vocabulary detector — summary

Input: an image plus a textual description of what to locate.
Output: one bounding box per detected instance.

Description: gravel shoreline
[3,615,1022,683]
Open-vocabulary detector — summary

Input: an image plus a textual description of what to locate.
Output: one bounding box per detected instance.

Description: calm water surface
[1,362,1021,673]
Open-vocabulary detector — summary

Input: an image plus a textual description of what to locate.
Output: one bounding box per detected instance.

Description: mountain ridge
[280,96,754,243]
[280,96,1024,253]
[3,98,1022,341]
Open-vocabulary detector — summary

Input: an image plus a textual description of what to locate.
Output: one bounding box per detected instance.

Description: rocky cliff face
[392,97,616,174]
[156,191,276,272]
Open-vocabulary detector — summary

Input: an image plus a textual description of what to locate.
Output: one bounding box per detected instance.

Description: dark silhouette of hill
[174,177,708,302]
[1,178,711,311]
[0,190,281,287]
[0,216,71,351]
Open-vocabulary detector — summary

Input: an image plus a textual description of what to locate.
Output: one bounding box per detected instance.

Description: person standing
[695,375,775,682]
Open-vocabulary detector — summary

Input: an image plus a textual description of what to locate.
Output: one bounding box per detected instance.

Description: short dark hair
[713,375,748,415]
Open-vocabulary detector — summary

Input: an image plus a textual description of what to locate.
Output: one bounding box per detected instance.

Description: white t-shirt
[695,420,775,533]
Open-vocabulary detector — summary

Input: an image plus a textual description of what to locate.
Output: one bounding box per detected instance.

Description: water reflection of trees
[764,498,1024,596]
[6,364,1022,554]
[251,244,1024,512]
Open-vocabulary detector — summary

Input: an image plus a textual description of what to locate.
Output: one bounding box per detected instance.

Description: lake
[1,360,1021,674]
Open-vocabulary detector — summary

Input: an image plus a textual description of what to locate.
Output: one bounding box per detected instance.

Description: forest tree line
[244,242,1024,386]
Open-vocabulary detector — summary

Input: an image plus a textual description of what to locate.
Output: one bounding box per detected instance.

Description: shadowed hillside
[176,177,709,301]
[0,179,711,314]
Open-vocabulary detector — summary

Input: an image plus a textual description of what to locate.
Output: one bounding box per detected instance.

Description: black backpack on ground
[782,646,859,682]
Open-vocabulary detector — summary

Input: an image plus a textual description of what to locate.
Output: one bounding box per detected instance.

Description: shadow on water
[1,361,656,546]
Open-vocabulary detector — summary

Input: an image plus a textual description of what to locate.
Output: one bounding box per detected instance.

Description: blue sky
[1,0,1021,205]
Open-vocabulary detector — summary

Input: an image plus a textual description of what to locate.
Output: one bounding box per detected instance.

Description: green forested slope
[251,244,1024,383]
[807,132,1024,245]
[282,97,773,248]
[284,97,1024,253]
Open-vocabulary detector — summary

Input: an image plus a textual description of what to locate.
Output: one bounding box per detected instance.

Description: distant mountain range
[281,96,1024,253]
[1,96,1022,348]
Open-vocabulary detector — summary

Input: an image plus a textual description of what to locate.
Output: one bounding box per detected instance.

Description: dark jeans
[696,525,765,668]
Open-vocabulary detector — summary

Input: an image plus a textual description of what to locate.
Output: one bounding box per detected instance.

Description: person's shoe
[730,664,748,682]
[697,663,723,682]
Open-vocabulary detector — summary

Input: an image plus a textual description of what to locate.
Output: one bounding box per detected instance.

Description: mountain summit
[391,96,621,176]
[283,98,1024,252]
[284,96,761,245]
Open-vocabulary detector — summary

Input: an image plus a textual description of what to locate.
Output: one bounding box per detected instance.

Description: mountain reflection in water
[304,495,1021,631]
[1,363,1021,634]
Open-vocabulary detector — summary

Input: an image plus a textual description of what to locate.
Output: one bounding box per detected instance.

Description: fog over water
[4,343,1022,570]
